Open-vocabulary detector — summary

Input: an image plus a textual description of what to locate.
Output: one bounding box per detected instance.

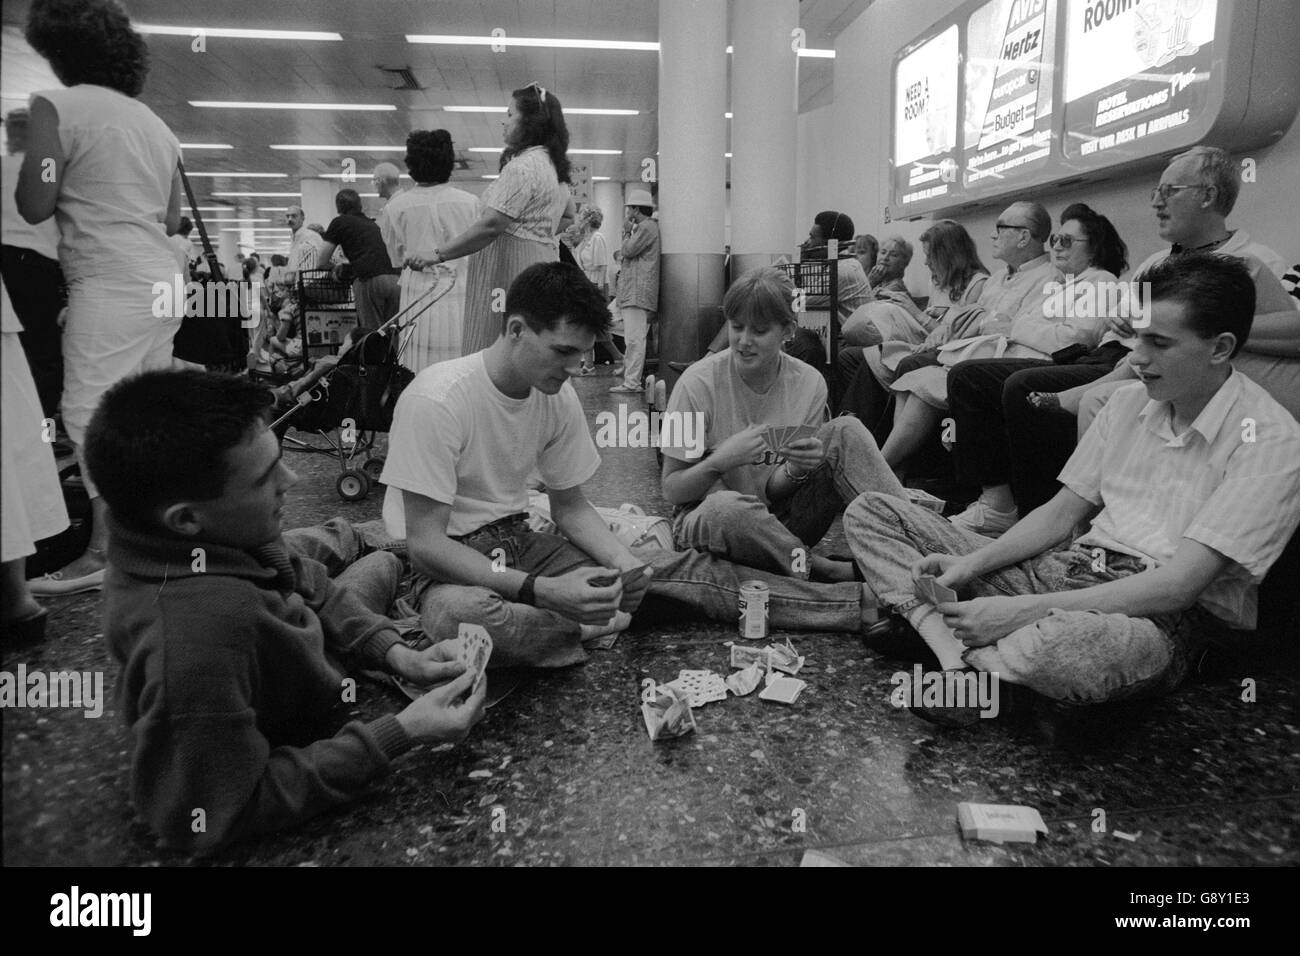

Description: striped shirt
[1060,373,1300,629]
[482,146,569,246]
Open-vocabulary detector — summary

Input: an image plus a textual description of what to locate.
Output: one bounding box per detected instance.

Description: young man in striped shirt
[846,252,1300,717]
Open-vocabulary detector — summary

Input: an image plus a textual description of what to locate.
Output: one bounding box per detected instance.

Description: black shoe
[667,360,694,373]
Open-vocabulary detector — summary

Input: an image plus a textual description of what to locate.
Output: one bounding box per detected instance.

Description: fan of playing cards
[762,423,819,453]
[391,623,493,702]
[914,574,958,606]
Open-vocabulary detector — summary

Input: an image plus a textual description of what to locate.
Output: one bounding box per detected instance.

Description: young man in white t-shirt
[382,262,882,668]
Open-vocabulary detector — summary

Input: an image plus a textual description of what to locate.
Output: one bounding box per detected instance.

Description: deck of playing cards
[457,623,493,695]
[915,574,958,605]
[664,669,729,708]
[759,675,807,704]
[642,685,697,741]
[956,802,1048,844]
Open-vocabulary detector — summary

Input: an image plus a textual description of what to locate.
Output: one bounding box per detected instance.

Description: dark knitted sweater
[104,518,414,853]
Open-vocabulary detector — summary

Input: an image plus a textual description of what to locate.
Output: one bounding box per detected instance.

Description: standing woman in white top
[574,205,624,374]
[405,83,575,356]
[17,0,184,594]
[379,130,480,373]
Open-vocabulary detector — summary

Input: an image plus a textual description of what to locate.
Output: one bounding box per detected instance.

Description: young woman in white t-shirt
[659,267,904,584]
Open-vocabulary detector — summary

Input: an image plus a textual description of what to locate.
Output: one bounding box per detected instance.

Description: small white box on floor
[956,802,1048,844]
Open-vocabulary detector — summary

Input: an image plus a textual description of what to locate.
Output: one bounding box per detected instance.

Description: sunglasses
[1049,234,1089,249]
[525,81,550,118]
[995,222,1029,233]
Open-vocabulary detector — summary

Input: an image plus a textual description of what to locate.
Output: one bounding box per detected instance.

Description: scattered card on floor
[730,644,770,670]
[759,676,807,704]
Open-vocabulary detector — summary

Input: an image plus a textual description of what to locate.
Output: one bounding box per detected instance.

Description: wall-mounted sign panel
[963,0,1059,197]
[887,0,1299,219]
[1060,0,1219,166]
[892,24,962,210]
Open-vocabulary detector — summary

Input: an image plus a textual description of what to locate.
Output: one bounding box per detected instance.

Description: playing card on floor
[759,676,807,704]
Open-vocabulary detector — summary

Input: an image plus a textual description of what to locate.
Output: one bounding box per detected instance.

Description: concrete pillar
[730,0,799,277]
[657,0,728,386]
[299,178,335,231]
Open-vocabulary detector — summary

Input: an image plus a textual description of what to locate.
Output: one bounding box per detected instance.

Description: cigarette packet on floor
[956,802,1048,844]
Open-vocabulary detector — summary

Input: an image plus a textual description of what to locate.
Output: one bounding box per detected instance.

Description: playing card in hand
[457,623,493,694]
[915,574,958,605]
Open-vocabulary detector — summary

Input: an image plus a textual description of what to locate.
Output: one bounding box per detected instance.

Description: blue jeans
[844,493,1226,704]
[407,517,873,670]
[673,416,905,578]
[283,517,407,617]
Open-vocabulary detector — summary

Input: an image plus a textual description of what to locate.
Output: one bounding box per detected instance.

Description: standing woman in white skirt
[17,0,185,595]
[405,83,574,355]
[380,130,480,373]
[1,279,69,640]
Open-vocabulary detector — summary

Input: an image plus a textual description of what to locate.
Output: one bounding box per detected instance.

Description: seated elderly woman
[881,203,1128,478]
[659,266,904,584]
[844,228,967,350]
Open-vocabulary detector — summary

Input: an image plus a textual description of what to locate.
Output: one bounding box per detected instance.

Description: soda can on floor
[739,580,769,640]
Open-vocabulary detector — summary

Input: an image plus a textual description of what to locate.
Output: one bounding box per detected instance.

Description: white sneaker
[948,500,1019,537]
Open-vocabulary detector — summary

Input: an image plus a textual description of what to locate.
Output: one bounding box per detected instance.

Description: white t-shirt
[661,349,827,505]
[381,352,601,538]
[34,85,180,282]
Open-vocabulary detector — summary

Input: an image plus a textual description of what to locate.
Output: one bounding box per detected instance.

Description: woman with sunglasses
[406,83,577,356]
[891,205,1128,529]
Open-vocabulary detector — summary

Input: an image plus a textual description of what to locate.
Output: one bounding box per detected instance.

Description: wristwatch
[517,573,538,606]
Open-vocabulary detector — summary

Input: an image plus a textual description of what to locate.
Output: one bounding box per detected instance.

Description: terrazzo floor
[3,366,1297,867]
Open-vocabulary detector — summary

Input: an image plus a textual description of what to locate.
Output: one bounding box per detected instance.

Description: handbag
[171,162,252,371]
[292,329,413,433]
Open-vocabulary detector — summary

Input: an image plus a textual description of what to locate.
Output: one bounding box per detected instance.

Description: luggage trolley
[262,266,457,501]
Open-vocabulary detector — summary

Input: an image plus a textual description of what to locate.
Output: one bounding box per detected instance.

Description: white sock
[905,605,967,671]
[980,484,1015,512]
[580,610,632,641]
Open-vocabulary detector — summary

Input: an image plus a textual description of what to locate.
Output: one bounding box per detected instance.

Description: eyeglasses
[1151,183,1206,203]
[995,222,1029,233]
[1049,234,1089,250]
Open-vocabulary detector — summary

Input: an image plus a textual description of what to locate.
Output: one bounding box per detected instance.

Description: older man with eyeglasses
[943,145,1297,532]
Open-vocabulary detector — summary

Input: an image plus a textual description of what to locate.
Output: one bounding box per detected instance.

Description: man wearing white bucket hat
[610,188,660,393]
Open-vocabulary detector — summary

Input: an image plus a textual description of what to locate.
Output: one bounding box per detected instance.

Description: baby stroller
[265,267,457,501]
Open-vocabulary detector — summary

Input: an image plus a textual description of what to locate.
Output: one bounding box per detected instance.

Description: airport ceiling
[2,0,871,219]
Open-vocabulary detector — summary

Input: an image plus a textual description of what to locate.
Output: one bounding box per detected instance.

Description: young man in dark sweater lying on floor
[87,370,485,853]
